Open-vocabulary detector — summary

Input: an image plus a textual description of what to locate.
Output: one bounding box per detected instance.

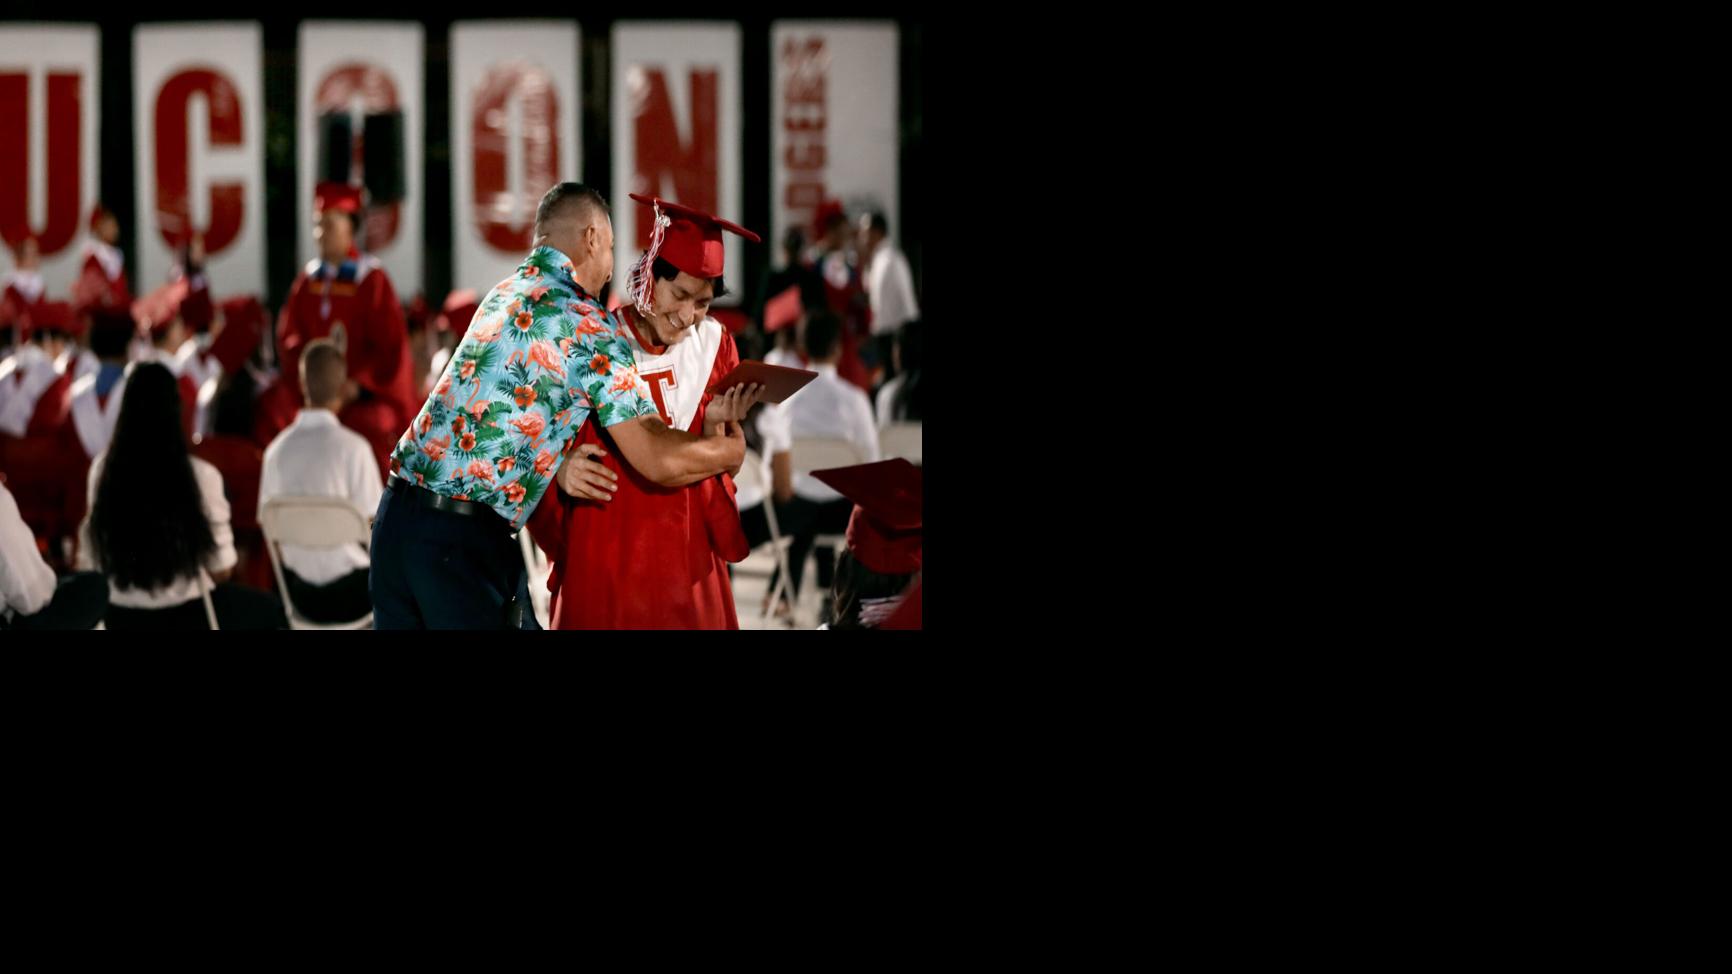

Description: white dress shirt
[765,346,805,370]
[756,362,881,503]
[258,408,383,584]
[865,243,919,336]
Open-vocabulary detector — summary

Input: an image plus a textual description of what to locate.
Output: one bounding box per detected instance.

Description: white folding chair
[788,437,868,628]
[734,448,800,627]
[259,496,375,630]
[879,422,922,464]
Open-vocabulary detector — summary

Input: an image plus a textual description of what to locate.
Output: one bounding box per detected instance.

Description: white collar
[84,239,124,280]
[7,344,48,371]
[5,270,44,302]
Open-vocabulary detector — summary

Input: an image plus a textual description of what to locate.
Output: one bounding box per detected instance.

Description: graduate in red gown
[529,195,767,629]
[809,459,922,630]
[811,200,872,393]
[72,205,131,320]
[268,182,415,477]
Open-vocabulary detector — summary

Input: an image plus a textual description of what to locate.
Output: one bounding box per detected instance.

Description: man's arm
[554,442,618,502]
[607,415,744,488]
[700,384,765,478]
[567,317,740,488]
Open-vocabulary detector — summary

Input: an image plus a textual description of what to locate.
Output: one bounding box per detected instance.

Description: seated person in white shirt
[1,479,107,630]
[77,363,287,630]
[742,311,881,617]
[259,338,383,624]
[874,318,923,430]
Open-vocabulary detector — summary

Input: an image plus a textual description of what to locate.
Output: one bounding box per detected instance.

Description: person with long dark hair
[75,362,285,629]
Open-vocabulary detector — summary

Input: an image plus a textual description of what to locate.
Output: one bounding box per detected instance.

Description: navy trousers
[369,486,541,630]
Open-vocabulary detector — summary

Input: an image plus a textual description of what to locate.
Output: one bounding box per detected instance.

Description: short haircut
[301,338,346,406]
[535,182,608,236]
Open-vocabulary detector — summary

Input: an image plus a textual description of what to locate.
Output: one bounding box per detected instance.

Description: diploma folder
[708,361,819,404]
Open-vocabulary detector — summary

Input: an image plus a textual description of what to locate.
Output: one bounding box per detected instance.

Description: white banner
[0,26,100,297]
[298,21,425,298]
[612,22,741,304]
[771,21,898,269]
[449,21,581,297]
[133,22,266,297]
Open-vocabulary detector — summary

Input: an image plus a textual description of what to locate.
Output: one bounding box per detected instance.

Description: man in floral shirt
[369,183,748,629]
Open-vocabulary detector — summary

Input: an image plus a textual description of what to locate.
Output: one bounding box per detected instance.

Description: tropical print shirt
[388,246,658,528]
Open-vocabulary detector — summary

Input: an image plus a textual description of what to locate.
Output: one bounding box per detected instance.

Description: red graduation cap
[811,458,923,576]
[210,296,264,374]
[314,182,364,217]
[625,194,762,316]
[133,279,191,337]
[763,284,804,334]
[436,289,481,342]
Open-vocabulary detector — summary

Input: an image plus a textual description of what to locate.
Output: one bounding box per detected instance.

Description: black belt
[390,476,509,529]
